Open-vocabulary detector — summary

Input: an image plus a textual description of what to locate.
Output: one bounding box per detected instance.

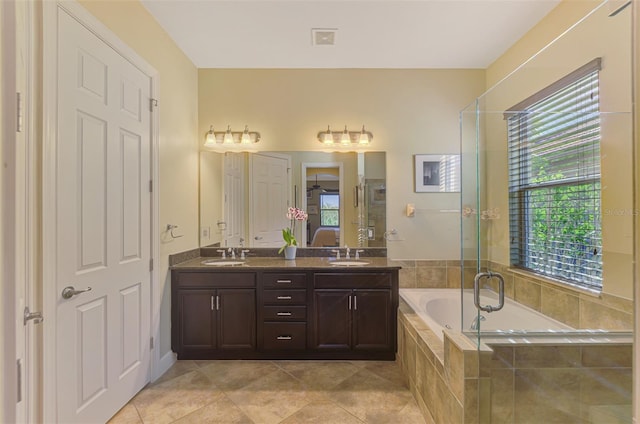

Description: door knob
[61,286,92,299]
[254,236,263,240]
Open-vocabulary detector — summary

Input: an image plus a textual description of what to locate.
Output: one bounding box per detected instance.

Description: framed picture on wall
[414,154,461,192]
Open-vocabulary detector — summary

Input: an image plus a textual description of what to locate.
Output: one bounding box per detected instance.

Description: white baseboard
[153,350,177,383]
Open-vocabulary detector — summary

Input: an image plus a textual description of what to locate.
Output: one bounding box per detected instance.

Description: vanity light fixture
[317,124,373,147]
[204,125,217,147]
[223,125,234,144]
[322,125,334,145]
[340,126,350,145]
[241,125,252,144]
[359,125,371,145]
[203,124,261,148]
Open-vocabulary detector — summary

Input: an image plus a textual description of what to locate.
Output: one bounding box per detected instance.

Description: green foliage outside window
[320,194,339,227]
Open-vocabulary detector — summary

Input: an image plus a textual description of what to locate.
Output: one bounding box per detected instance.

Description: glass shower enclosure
[460,1,634,422]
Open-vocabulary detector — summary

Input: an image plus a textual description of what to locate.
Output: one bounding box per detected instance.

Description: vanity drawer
[262,306,306,321]
[262,289,306,304]
[314,272,391,289]
[263,322,306,350]
[175,271,256,288]
[262,273,307,289]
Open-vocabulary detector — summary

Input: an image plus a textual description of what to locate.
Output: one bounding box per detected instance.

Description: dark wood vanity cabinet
[259,272,309,352]
[172,267,398,360]
[171,271,256,359]
[312,273,396,358]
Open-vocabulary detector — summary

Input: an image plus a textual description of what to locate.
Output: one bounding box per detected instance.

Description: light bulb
[223,125,234,144]
[323,125,333,145]
[359,125,370,145]
[241,125,251,144]
[204,125,217,147]
[341,126,350,145]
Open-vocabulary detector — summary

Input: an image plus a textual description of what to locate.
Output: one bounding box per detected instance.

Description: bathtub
[400,288,573,341]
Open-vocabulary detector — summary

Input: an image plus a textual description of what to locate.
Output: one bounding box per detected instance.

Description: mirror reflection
[199,151,386,248]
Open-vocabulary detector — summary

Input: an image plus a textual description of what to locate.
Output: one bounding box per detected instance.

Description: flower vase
[284,246,297,260]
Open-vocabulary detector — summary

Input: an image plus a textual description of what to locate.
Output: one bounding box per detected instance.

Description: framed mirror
[199,151,386,248]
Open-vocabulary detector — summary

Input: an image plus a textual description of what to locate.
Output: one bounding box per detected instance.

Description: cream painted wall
[78,1,199,358]
[198,69,485,259]
[483,2,634,299]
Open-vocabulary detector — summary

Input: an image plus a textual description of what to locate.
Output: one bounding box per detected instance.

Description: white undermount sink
[330,260,370,266]
[201,259,246,266]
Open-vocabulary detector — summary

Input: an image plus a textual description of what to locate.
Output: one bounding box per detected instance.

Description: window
[508,59,602,290]
[320,193,340,227]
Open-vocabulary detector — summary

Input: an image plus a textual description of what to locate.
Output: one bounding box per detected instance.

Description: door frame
[1,0,18,422]
[15,0,39,421]
[301,162,345,247]
[42,1,160,420]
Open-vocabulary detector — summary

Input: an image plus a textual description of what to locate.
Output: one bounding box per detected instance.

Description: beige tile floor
[108,360,426,424]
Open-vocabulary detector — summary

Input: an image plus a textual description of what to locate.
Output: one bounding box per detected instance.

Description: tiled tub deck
[397,296,633,424]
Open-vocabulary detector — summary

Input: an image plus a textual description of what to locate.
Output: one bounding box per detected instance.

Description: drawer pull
[276,296,292,300]
[276,312,292,316]
[276,279,292,284]
[277,336,292,340]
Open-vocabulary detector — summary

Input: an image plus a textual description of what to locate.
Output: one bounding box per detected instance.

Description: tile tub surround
[397,298,633,424]
[393,260,462,289]
[483,261,634,331]
[396,258,634,331]
[397,298,481,423]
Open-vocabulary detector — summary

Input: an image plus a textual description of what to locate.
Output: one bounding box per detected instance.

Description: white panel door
[223,153,245,247]
[56,9,151,423]
[251,153,290,247]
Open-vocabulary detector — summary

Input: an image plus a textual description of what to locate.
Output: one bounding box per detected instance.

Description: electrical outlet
[367,227,375,240]
[202,226,210,239]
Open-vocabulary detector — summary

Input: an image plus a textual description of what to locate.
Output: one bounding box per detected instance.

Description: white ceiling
[141,0,560,69]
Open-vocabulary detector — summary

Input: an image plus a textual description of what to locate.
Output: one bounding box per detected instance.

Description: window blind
[508,60,602,289]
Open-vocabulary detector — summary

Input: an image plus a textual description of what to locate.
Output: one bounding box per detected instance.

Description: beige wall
[198,69,486,259]
[481,2,634,300]
[78,1,199,357]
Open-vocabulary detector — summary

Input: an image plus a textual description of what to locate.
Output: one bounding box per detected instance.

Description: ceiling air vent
[311,28,337,46]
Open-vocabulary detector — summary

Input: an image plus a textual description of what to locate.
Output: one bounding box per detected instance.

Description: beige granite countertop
[171,256,401,270]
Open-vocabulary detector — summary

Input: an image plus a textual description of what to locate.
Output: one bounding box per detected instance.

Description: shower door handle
[473,272,505,313]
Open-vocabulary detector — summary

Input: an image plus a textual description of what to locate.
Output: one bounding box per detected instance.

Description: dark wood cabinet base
[172,267,399,361]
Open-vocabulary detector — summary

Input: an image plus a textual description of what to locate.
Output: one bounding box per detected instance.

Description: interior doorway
[301,162,344,247]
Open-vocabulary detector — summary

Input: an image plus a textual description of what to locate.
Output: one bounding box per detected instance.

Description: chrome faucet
[240,249,250,260]
[331,249,341,259]
[216,249,226,259]
[355,249,365,260]
[470,315,486,331]
[345,245,351,259]
[228,247,236,259]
